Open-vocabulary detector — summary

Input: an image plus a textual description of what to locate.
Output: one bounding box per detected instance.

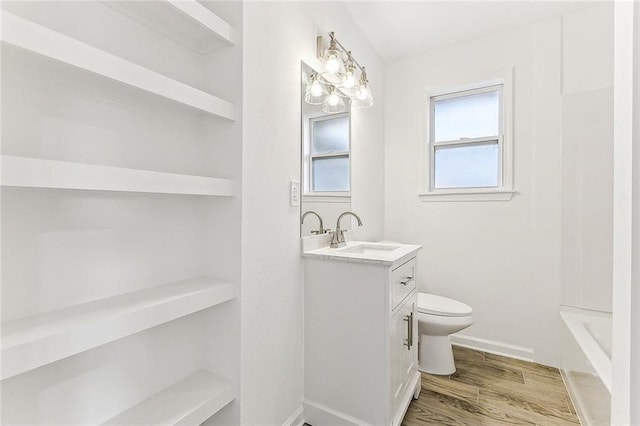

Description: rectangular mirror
[300,62,351,237]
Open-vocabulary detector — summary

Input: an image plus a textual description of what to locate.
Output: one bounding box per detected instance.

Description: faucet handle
[310,228,332,235]
[330,229,346,248]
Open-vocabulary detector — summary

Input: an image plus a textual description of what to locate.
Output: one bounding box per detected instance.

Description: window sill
[303,193,351,203]
[418,189,516,202]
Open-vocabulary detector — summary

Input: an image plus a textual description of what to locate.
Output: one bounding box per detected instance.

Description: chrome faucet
[301,210,327,235]
[330,211,363,248]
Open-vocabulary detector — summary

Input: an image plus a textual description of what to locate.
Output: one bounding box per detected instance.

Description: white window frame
[303,112,351,201]
[420,70,515,202]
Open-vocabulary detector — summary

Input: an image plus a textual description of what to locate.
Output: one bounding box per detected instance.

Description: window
[422,76,514,201]
[307,113,350,193]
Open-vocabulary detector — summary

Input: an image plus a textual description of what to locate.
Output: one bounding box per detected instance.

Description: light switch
[290,180,300,206]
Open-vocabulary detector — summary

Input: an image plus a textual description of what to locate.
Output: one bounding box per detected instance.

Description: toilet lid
[417,293,473,317]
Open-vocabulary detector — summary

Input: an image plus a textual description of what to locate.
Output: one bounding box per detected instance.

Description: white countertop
[302,240,422,266]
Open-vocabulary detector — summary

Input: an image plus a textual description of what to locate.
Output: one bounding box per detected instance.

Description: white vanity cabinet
[303,242,421,426]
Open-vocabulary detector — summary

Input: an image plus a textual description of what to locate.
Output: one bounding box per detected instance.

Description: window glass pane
[434,143,499,188]
[312,156,349,191]
[312,116,349,154]
[434,90,499,142]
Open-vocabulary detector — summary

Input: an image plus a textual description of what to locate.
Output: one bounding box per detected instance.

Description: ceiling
[342,1,603,61]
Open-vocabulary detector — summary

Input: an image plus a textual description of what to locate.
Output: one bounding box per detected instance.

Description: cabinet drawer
[391,258,416,309]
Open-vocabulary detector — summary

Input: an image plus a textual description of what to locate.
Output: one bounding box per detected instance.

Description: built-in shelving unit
[0,11,236,120]
[103,370,234,425]
[102,0,236,53]
[1,156,235,196]
[1,277,235,380]
[1,1,242,423]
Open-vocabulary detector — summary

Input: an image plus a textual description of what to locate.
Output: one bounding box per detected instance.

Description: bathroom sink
[303,240,421,265]
[337,243,401,255]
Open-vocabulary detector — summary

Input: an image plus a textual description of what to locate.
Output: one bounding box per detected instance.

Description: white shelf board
[102,1,236,53]
[1,277,236,380]
[1,156,235,196]
[103,370,234,425]
[0,11,236,120]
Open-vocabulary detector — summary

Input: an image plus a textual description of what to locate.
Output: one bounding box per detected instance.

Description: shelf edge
[0,11,237,120]
[1,278,235,380]
[103,369,234,425]
[167,1,236,46]
[1,156,236,197]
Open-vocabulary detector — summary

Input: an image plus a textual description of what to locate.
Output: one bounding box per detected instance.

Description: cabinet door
[390,297,417,416]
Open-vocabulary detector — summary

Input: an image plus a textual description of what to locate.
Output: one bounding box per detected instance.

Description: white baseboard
[450,333,535,362]
[302,399,375,426]
[282,405,304,426]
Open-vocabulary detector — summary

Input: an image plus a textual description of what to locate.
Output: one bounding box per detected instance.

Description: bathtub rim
[559,306,612,393]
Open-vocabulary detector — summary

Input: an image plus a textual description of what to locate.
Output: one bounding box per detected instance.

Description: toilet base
[418,334,456,375]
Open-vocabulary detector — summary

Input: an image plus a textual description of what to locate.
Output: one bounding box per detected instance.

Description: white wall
[384,4,612,367]
[241,2,384,423]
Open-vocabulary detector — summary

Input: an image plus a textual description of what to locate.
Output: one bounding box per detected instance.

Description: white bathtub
[560,307,611,425]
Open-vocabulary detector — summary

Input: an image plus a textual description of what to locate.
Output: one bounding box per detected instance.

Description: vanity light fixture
[310,31,374,109]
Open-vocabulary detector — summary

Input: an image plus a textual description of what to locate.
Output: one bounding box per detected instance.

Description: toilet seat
[417,293,472,317]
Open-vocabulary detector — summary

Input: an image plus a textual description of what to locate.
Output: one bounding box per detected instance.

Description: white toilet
[416,292,474,375]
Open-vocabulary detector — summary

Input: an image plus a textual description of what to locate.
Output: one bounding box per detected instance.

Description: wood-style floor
[402,346,581,426]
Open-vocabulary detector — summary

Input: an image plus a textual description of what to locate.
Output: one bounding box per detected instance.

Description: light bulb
[325,54,340,74]
[343,74,355,89]
[320,34,346,84]
[357,86,368,100]
[351,68,373,108]
[305,72,328,105]
[310,80,323,97]
[322,88,346,113]
[328,92,340,106]
[337,55,358,97]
